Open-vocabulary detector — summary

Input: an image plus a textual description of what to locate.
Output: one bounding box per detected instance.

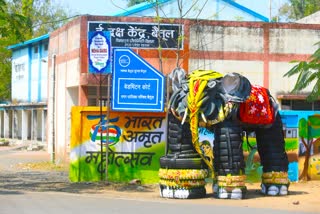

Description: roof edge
[7,34,50,50]
[221,0,269,22]
[111,0,173,17]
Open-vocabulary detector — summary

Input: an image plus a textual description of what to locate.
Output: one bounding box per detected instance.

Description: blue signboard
[112,48,165,112]
[88,31,111,74]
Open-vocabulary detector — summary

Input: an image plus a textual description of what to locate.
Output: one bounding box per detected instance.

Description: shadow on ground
[0,170,158,195]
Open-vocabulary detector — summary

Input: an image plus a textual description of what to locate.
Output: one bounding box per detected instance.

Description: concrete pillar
[41,110,47,143]
[31,109,37,141]
[12,110,18,139]
[4,110,10,138]
[21,110,28,141]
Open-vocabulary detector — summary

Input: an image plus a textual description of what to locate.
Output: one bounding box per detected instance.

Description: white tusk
[201,112,207,123]
[181,107,188,125]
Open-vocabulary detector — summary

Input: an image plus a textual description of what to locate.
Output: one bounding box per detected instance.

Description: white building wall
[189,23,320,99]
[11,49,29,102]
[190,26,264,52]
[47,21,81,161]
[40,43,49,102]
[189,59,264,87]
[11,41,49,103]
[268,61,315,96]
[66,58,80,87]
[41,60,48,101]
[269,28,320,54]
[31,54,40,102]
[55,62,67,161]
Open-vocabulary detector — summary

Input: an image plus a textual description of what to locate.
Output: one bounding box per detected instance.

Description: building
[296,11,320,25]
[0,34,49,146]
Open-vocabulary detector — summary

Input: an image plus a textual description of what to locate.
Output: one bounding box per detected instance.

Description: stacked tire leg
[213,119,247,199]
[255,113,290,196]
[159,113,208,199]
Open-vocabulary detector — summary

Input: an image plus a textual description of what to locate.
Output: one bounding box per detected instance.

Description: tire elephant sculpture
[159,68,289,199]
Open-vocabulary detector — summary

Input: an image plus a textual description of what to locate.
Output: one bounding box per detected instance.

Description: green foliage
[284,138,299,151]
[243,147,263,183]
[245,147,257,171]
[299,118,308,138]
[284,42,320,102]
[8,0,71,37]
[0,0,29,101]
[278,0,320,21]
[307,115,320,138]
[0,0,71,102]
[127,0,149,7]
[243,136,298,151]
[242,137,257,152]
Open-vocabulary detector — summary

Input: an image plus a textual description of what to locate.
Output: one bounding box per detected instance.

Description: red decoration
[239,85,274,125]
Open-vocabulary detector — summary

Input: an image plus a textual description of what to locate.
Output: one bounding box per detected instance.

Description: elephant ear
[168,67,189,119]
[220,72,252,103]
[168,67,187,93]
[199,79,220,118]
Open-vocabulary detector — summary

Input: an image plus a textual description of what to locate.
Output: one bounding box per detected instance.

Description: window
[34,46,39,54]
[87,86,111,106]
[280,100,291,110]
[44,43,48,51]
[14,63,25,80]
[292,100,312,110]
[279,99,320,110]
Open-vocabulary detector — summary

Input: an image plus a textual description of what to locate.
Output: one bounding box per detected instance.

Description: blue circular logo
[119,55,130,67]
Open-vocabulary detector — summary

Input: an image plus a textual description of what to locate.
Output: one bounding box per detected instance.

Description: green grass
[242,137,298,152]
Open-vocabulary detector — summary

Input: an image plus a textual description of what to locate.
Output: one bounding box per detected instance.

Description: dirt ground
[0,147,319,213]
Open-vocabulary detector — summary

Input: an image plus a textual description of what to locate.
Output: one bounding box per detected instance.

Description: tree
[127,0,146,7]
[283,42,320,101]
[278,0,320,22]
[7,0,71,37]
[297,116,320,181]
[0,0,30,101]
[0,0,71,101]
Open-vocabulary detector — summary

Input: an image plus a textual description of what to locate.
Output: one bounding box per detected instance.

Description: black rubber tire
[159,156,208,169]
[168,136,193,146]
[159,184,206,199]
[171,149,195,155]
[255,113,288,173]
[213,119,245,175]
[167,112,194,153]
[168,143,195,152]
[165,152,200,159]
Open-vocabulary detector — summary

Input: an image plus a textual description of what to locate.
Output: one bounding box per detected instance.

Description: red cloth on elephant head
[239,85,275,125]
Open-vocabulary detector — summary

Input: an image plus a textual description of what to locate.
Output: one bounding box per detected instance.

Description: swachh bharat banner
[69,106,166,183]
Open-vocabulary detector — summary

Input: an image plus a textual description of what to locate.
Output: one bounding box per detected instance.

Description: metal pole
[51,54,56,164]
[99,73,103,181]
[165,75,169,155]
[269,0,272,22]
[105,74,111,183]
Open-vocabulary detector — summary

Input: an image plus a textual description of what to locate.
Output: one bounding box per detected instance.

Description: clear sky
[56,0,287,19]
[56,0,128,16]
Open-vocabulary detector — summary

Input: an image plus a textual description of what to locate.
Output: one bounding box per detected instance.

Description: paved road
[0,191,307,214]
